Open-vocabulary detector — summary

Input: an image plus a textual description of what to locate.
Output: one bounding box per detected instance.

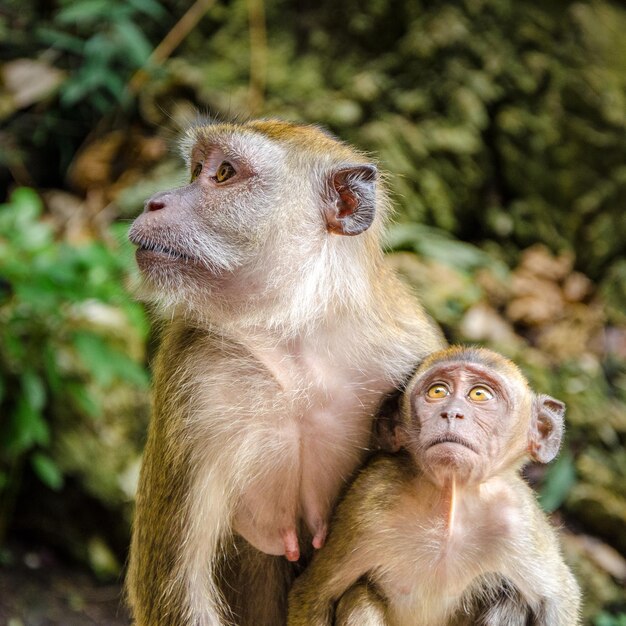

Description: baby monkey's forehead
[412,362,514,396]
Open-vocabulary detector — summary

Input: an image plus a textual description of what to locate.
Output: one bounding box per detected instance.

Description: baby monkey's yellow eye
[427,384,449,399]
[468,386,494,402]
[191,163,203,182]
[215,161,236,183]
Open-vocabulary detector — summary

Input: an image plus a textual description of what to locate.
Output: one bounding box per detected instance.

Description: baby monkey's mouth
[427,434,479,454]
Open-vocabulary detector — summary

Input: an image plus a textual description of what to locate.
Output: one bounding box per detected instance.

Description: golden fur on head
[182,118,371,164]
[415,345,529,388]
[133,118,421,348]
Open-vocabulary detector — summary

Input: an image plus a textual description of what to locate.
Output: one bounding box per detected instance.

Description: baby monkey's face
[407,361,521,486]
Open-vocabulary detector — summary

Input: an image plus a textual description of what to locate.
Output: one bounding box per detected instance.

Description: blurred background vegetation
[1,0,625,623]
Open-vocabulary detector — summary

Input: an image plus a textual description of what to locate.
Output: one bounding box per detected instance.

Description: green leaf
[56,0,115,24]
[126,0,167,20]
[73,332,117,387]
[60,79,91,106]
[384,222,433,250]
[31,452,64,490]
[100,69,126,101]
[1,332,25,363]
[66,382,102,418]
[43,346,62,394]
[88,536,121,579]
[418,238,492,272]
[72,331,149,389]
[386,223,497,272]
[36,26,85,53]
[124,302,150,341]
[0,188,50,251]
[22,371,46,412]
[84,32,117,61]
[113,20,153,66]
[539,450,576,513]
[7,187,43,218]
[2,395,50,456]
[594,612,626,626]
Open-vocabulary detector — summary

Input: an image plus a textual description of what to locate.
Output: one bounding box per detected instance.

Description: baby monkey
[289,346,581,626]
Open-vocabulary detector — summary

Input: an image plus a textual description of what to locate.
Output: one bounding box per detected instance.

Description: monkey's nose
[146,199,166,212]
[441,410,464,420]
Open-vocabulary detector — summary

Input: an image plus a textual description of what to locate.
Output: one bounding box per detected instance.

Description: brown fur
[335,583,388,625]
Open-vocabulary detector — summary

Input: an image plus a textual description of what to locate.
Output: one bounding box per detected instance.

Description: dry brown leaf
[518,244,574,281]
[563,531,626,581]
[460,303,521,346]
[563,271,593,303]
[1,58,65,112]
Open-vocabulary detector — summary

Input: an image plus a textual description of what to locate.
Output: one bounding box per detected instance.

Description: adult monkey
[126,119,445,626]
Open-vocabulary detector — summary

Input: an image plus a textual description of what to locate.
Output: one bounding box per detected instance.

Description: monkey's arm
[506,482,581,626]
[288,454,406,626]
[531,521,581,625]
[288,555,369,626]
[452,575,533,626]
[334,583,388,626]
[287,493,373,625]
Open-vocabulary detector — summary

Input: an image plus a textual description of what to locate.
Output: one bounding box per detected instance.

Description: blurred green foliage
[595,613,626,626]
[539,449,577,514]
[0,0,175,183]
[0,187,148,535]
[38,0,167,111]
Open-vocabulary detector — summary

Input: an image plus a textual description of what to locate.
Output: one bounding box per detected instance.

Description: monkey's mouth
[134,241,194,262]
[427,434,478,454]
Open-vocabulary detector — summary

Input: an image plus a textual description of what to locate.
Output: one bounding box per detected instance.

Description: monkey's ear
[324,164,377,236]
[373,389,406,452]
[528,394,565,463]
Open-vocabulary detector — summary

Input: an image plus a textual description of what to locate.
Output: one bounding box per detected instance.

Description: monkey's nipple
[312,521,328,550]
[281,528,300,562]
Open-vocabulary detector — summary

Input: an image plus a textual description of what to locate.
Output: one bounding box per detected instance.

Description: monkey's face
[128,131,294,309]
[406,362,527,486]
[128,122,379,322]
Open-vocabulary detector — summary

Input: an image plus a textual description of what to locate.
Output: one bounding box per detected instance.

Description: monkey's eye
[191,163,203,182]
[214,161,236,183]
[468,386,494,402]
[427,384,449,399]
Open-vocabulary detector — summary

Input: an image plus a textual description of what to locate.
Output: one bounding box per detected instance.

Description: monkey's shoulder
[361,450,416,484]
[341,451,416,512]
[155,324,263,384]
[504,475,567,547]
[158,323,230,359]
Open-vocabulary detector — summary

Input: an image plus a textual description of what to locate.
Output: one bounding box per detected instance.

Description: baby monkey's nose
[441,409,464,420]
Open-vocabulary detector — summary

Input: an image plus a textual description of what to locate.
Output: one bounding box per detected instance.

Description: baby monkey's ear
[528,394,565,463]
[373,389,406,453]
[323,164,378,236]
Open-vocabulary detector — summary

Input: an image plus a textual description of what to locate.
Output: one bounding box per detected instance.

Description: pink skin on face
[409,363,518,487]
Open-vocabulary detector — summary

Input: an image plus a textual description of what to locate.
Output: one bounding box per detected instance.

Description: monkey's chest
[233,369,388,557]
[378,497,517,626]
